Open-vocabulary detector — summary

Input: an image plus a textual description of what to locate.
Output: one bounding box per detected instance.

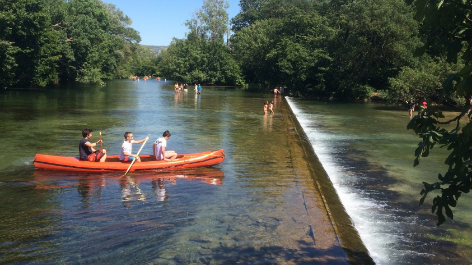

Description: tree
[186,0,229,42]
[0,0,64,87]
[321,0,422,99]
[0,0,143,88]
[231,19,282,87]
[158,36,243,85]
[158,0,243,85]
[231,0,267,32]
[66,0,130,83]
[230,0,421,98]
[231,0,334,92]
[406,0,472,225]
[387,56,464,104]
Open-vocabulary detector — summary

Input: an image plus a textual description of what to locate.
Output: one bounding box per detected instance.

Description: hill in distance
[144,45,167,54]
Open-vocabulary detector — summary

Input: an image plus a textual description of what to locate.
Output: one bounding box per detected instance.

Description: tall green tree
[0,0,143,88]
[66,0,137,83]
[0,0,64,88]
[158,0,243,85]
[231,0,333,92]
[231,0,267,32]
[230,0,420,98]
[186,0,229,42]
[321,0,422,98]
[231,18,282,87]
[158,36,242,85]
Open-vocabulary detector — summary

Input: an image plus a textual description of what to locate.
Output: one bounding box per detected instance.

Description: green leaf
[419,193,427,205]
[414,0,429,21]
[437,210,446,226]
[413,46,426,57]
[445,204,454,219]
[458,65,472,78]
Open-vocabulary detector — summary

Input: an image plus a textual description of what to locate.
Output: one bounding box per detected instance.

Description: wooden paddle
[124,134,150,176]
[99,132,102,150]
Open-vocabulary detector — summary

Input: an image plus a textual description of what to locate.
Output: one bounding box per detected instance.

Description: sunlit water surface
[287,98,472,264]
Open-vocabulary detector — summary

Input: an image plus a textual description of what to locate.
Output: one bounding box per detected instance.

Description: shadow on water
[166,244,367,265]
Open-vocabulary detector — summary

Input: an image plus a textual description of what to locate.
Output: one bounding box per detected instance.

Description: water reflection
[194,92,201,108]
[152,178,167,202]
[263,114,273,132]
[34,168,224,206]
[174,91,183,104]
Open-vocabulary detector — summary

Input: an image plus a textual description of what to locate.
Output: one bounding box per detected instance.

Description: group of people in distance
[406,98,428,117]
[273,86,283,95]
[264,86,283,114]
[194,84,202,94]
[174,83,188,92]
[263,101,274,115]
[132,75,153,81]
[79,128,177,163]
[173,83,203,94]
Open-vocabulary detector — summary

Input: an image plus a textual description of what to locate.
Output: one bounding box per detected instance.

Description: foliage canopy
[157,0,243,85]
[0,0,152,88]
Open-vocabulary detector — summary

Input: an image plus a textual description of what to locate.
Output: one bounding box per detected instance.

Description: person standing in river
[406,99,415,117]
[79,128,106,162]
[174,83,179,92]
[269,100,274,114]
[263,101,268,114]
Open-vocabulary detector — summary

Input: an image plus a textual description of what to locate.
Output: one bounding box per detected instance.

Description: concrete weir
[280,96,374,265]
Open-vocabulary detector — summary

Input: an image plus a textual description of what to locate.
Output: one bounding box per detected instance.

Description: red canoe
[34,149,225,172]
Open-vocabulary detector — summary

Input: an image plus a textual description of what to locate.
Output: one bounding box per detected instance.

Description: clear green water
[0,80,356,264]
[287,98,472,264]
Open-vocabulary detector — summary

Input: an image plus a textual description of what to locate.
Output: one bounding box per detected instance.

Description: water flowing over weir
[286,98,390,263]
[285,97,472,265]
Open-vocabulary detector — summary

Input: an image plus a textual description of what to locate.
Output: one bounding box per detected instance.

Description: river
[2,79,471,264]
[0,80,368,264]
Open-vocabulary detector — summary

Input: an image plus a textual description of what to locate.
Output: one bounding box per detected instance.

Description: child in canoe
[79,128,106,162]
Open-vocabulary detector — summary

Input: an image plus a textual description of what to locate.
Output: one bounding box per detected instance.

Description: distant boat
[34,149,225,172]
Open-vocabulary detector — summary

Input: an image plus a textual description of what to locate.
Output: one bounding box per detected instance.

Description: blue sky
[103,0,242,46]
